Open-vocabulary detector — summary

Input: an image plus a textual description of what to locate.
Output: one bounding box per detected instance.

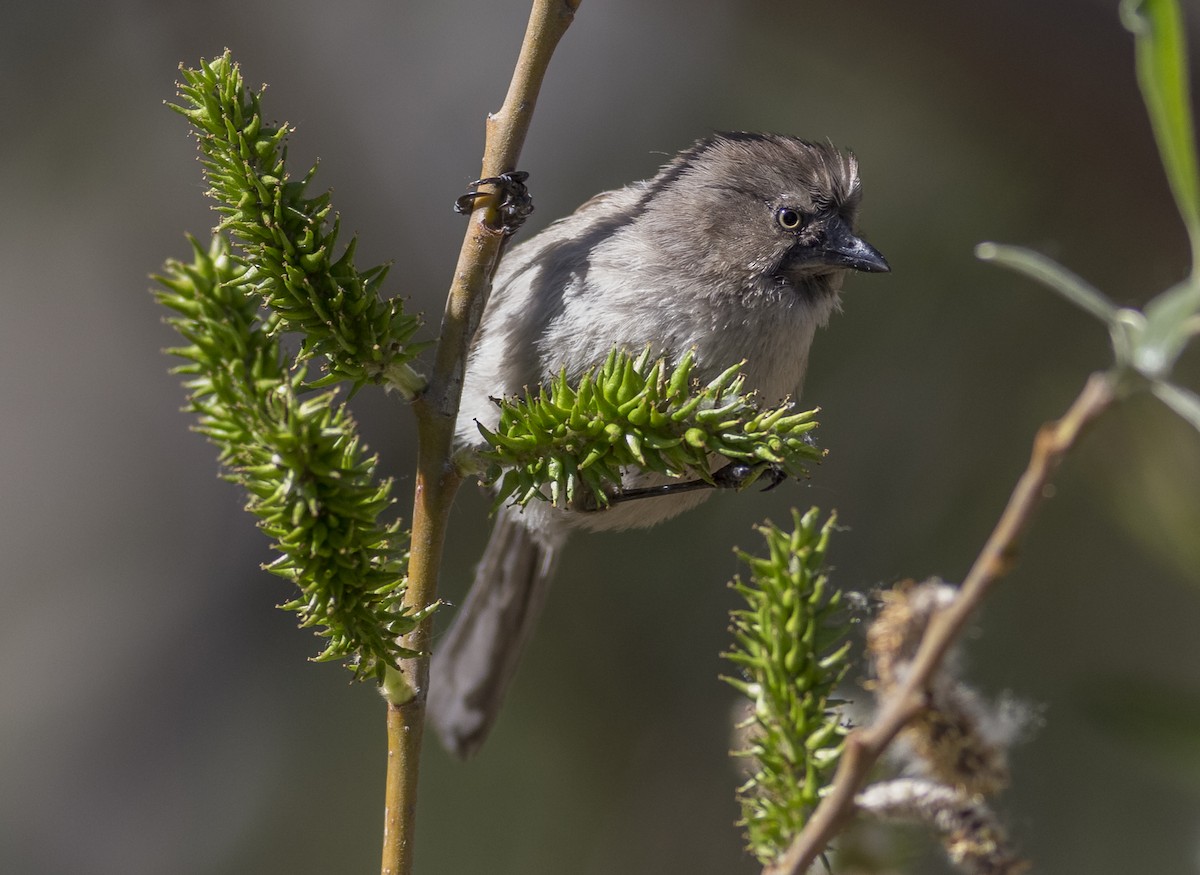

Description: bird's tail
[428,505,562,758]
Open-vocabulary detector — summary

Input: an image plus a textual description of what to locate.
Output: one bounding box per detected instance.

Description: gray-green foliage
[979,0,1200,429]
[170,51,425,395]
[478,347,824,509]
[723,508,852,865]
[155,235,427,681]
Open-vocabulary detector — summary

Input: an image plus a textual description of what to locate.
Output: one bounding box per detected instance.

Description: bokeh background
[4,0,1200,872]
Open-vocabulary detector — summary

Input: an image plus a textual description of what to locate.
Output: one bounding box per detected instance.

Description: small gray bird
[429,132,888,758]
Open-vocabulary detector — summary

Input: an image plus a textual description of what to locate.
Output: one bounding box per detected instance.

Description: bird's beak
[820,216,890,273]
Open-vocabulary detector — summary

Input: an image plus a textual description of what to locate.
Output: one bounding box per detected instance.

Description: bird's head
[643,132,889,303]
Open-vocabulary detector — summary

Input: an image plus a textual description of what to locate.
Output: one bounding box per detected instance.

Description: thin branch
[381,702,417,875]
[764,371,1117,875]
[426,0,583,422]
[379,3,581,874]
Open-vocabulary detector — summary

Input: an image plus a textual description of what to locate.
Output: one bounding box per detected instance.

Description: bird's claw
[759,466,788,492]
[713,461,788,491]
[585,461,790,510]
[455,170,534,236]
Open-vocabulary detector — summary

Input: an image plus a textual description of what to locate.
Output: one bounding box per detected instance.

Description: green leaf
[1122,0,1200,262]
[1138,275,1200,378]
[1151,380,1200,431]
[983,7,1200,384]
[975,243,1119,325]
[1120,0,1200,379]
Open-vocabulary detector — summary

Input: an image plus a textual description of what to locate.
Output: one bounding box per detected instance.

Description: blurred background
[3,0,1200,872]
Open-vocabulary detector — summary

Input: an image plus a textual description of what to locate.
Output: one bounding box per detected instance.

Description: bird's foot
[594,462,789,509]
[713,461,788,491]
[455,171,534,236]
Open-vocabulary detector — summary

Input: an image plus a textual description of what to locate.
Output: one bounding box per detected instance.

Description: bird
[429,132,889,758]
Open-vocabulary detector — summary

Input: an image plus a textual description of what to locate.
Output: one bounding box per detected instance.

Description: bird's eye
[775,207,804,231]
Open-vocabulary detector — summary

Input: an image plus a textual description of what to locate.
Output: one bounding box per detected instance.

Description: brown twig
[379,3,581,874]
[764,371,1117,875]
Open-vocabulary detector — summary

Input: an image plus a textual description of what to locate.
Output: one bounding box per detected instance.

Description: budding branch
[381,3,581,875]
[765,371,1117,875]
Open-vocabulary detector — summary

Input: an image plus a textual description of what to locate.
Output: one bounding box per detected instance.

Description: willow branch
[426,0,583,421]
[378,3,581,875]
[765,371,1117,875]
